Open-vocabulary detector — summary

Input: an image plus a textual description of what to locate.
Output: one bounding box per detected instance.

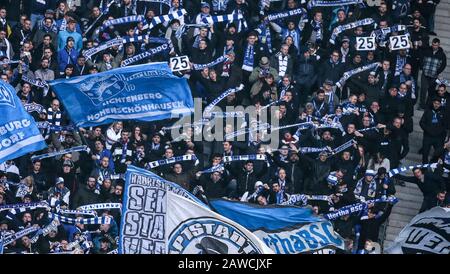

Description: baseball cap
[201,2,210,8]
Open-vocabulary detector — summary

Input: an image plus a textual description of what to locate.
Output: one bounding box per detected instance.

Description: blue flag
[210,199,345,254]
[48,63,194,127]
[210,199,321,230]
[0,81,46,163]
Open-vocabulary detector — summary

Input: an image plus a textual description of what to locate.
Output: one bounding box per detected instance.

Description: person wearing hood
[47,177,71,208]
[354,169,378,202]
[57,18,82,52]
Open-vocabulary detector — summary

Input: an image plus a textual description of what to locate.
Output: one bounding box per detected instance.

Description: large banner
[118,166,273,254]
[210,199,345,254]
[385,207,450,254]
[49,63,194,127]
[0,81,47,163]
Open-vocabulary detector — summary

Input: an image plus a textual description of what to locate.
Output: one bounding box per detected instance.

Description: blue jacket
[57,47,79,73]
[58,30,83,52]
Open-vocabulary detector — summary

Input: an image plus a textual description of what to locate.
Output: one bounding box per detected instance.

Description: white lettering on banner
[253,221,344,254]
[0,119,32,136]
[121,173,167,254]
[101,93,164,106]
[389,34,411,50]
[356,36,376,51]
[87,101,185,121]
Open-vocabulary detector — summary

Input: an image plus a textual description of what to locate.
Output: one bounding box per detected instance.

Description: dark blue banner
[49,63,194,127]
[0,81,47,163]
[210,199,321,231]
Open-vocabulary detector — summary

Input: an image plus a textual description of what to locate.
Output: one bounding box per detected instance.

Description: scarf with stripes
[121,43,170,67]
[308,0,364,9]
[193,55,229,70]
[22,75,48,89]
[145,154,198,169]
[31,145,89,161]
[203,84,244,117]
[24,103,46,114]
[336,62,380,88]
[201,12,243,25]
[330,18,375,45]
[388,162,449,177]
[1,226,40,247]
[77,203,122,211]
[83,37,124,60]
[143,9,187,30]
[48,213,112,225]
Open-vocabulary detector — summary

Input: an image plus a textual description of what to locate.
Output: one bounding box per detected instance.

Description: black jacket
[419,107,447,137]
[71,184,100,209]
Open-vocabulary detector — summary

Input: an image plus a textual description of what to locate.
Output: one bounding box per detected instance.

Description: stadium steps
[433,0,450,80]
[382,107,425,251]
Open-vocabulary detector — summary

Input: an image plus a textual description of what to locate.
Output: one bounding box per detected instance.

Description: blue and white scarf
[213,0,230,12]
[203,84,244,116]
[48,213,112,225]
[29,219,60,244]
[57,209,97,217]
[329,18,375,45]
[83,37,123,60]
[143,9,187,30]
[336,62,380,88]
[22,75,48,89]
[372,25,406,46]
[354,178,377,199]
[193,55,229,71]
[242,44,255,71]
[436,78,450,87]
[77,203,122,211]
[98,15,146,33]
[24,103,46,114]
[267,7,306,22]
[201,12,243,25]
[201,154,268,174]
[298,146,330,154]
[388,162,449,177]
[31,146,89,161]
[330,139,356,155]
[394,54,407,76]
[37,121,75,132]
[145,154,198,169]
[256,22,272,53]
[0,202,49,212]
[0,60,20,66]
[324,196,398,220]
[121,43,170,67]
[311,20,323,43]
[308,0,364,9]
[1,226,40,247]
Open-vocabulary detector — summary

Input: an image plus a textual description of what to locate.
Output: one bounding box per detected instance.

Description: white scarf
[278,53,288,77]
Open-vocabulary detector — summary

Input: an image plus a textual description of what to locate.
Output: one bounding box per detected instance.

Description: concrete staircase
[434,0,450,80]
[382,110,424,250]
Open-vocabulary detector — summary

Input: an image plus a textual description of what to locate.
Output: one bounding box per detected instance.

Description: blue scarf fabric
[121,43,170,67]
[257,22,272,54]
[242,44,255,71]
[311,20,323,43]
[193,55,229,70]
